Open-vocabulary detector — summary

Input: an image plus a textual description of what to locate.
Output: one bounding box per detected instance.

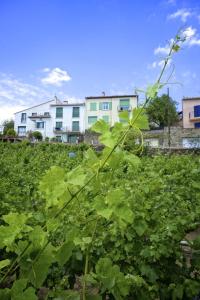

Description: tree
[3,119,14,135]
[32,131,43,141]
[146,94,178,129]
[6,128,16,137]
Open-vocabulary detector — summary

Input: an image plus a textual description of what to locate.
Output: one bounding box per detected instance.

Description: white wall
[14,100,85,141]
[85,96,138,129]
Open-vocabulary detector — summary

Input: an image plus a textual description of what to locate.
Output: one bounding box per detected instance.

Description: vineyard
[1,125,200,299]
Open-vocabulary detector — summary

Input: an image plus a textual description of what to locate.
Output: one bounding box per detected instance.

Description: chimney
[63,100,68,104]
[102,91,105,97]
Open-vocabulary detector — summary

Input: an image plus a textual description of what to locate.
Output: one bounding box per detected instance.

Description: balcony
[53,127,68,133]
[29,113,51,119]
[189,111,200,122]
[117,105,132,112]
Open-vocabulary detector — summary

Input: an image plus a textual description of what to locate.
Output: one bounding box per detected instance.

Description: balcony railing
[53,127,82,133]
[189,111,200,121]
[29,113,51,118]
[117,105,132,112]
[53,127,67,133]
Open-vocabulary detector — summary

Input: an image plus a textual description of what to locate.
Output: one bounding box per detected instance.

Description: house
[14,97,85,143]
[85,94,138,129]
[182,97,200,129]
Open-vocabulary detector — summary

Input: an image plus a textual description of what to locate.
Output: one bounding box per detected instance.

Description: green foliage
[3,119,14,135]
[6,129,16,137]
[146,94,178,128]
[32,131,43,140]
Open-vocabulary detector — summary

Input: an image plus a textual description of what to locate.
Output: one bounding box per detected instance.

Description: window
[88,116,97,124]
[56,107,63,118]
[68,135,77,143]
[56,136,62,142]
[44,112,50,116]
[21,113,26,123]
[119,99,130,111]
[194,105,200,117]
[18,126,26,135]
[72,107,80,118]
[99,102,112,110]
[36,122,44,129]
[72,121,79,132]
[32,113,37,116]
[102,115,109,123]
[55,122,62,130]
[195,122,200,128]
[90,102,97,111]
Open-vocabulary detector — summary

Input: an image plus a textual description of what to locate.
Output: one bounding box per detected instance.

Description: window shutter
[109,102,112,110]
[99,102,102,110]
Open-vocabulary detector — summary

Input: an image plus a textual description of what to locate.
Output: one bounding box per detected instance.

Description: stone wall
[85,127,200,149]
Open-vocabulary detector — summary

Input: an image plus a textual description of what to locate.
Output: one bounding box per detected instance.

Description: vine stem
[82,218,98,300]
[0,33,181,285]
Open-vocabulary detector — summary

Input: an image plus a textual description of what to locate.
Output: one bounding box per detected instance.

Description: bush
[32,131,43,141]
[6,128,16,137]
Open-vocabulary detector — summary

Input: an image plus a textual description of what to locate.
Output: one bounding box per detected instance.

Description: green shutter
[120,99,130,106]
[72,121,79,131]
[109,102,112,110]
[56,122,62,129]
[88,116,97,124]
[56,107,63,118]
[72,107,80,118]
[99,103,102,110]
[90,103,97,111]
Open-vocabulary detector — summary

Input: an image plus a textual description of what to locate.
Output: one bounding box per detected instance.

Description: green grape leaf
[21,244,56,288]
[131,108,149,130]
[29,226,48,249]
[134,219,148,236]
[55,241,74,267]
[99,131,116,148]
[145,83,163,99]
[11,279,37,300]
[91,119,109,134]
[0,259,10,270]
[0,288,11,300]
[40,166,69,209]
[67,166,86,186]
[118,111,129,123]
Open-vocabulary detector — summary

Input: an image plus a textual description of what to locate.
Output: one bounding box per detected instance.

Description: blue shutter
[194,105,200,117]
[195,122,200,128]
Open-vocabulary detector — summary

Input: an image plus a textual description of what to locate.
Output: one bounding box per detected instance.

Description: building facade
[85,94,138,129]
[14,97,85,142]
[182,97,200,129]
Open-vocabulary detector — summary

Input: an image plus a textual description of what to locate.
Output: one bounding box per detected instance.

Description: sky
[0,0,200,122]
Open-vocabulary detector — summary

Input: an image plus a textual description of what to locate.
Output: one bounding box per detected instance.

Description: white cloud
[154,27,200,57]
[154,45,170,55]
[0,73,52,122]
[182,26,200,46]
[148,59,172,69]
[168,9,192,22]
[41,67,71,86]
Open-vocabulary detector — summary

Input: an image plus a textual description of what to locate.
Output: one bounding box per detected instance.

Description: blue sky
[0,0,200,121]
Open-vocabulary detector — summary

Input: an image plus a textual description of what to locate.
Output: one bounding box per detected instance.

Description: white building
[14,97,85,143]
[85,94,138,129]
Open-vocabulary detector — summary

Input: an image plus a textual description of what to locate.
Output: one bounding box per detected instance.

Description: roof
[183,97,200,101]
[50,103,85,107]
[85,94,138,100]
[14,99,56,114]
